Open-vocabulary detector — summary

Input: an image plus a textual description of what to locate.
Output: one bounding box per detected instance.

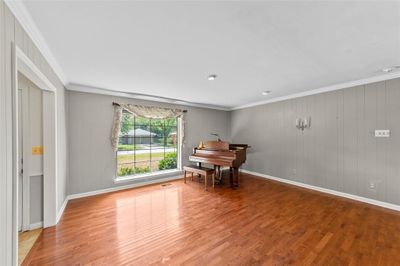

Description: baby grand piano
[189,141,249,188]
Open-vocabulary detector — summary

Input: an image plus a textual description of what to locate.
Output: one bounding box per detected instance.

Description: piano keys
[189,141,249,187]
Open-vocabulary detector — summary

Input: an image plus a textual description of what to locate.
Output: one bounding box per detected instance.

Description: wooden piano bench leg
[184,170,187,184]
[212,173,215,188]
[191,172,194,181]
[205,173,208,191]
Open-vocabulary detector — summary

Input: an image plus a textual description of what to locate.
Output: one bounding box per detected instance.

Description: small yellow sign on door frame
[32,146,43,155]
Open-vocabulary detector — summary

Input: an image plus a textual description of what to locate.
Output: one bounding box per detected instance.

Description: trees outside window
[117,111,178,177]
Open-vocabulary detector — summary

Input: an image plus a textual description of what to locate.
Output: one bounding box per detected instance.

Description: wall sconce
[295,117,311,131]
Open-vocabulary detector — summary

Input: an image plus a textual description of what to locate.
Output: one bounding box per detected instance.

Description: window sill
[114,169,183,184]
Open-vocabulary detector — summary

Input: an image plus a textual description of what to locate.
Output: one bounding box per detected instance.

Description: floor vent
[161,183,172,187]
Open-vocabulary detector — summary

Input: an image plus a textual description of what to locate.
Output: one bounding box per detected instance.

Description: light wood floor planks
[23,173,400,265]
[19,228,42,265]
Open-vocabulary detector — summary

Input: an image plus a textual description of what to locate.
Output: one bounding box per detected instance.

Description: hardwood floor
[19,228,42,265]
[24,173,400,265]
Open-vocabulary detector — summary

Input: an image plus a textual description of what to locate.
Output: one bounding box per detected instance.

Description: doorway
[11,44,58,265]
[17,73,44,264]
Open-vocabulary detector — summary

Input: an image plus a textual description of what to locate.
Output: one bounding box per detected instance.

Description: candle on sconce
[303,117,308,128]
[295,118,301,129]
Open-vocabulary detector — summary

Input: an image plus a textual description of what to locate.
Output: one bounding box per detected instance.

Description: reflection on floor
[19,228,42,265]
[24,173,400,265]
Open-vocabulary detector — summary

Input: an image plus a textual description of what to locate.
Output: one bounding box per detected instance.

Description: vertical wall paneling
[275,101,285,177]
[14,21,23,51]
[304,95,315,186]
[0,1,6,264]
[364,83,378,199]
[355,85,365,198]
[4,6,15,265]
[337,89,344,192]
[263,104,271,174]
[271,103,279,177]
[281,100,291,180]
[376,81,387,202]
[325,91,339,191]
[313,93,325,187]
[386,79,400,205]
[287,99,297,181]
[1,2,68,263]
[294,98,303,183]
[67,91,231,195]
[232,77,400,206]
[343,86,359,195]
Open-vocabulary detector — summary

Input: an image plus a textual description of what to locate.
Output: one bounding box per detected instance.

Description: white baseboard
[53,176,183,225]
[29,222,43,230]
[241,169,400,212]
[50,176,182,226]
[56,197,69,224]
[68,175,183,200]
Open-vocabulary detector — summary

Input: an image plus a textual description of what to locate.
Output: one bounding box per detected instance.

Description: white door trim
[11,43,58,265]
[20,85,30,231]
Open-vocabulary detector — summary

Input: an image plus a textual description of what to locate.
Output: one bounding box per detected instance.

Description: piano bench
[183,165,215,190]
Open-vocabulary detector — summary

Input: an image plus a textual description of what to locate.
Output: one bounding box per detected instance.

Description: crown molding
[231,71,400,110]
[5,0,67,85]
[66,83,231,111]
[68,71,400,112]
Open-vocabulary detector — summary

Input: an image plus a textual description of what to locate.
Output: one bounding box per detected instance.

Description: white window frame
[114,115,182,183]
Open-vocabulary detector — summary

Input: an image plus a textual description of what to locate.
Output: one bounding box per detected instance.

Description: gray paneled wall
[231,78,400,205]
[1,4,68,213]
[67,91,231,195]
[0,2,8,263]
[1,2,68,264]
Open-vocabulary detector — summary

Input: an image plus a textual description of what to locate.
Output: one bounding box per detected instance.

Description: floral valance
[111,103,186,151]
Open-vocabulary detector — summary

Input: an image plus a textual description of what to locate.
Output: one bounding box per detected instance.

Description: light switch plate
[375,130,390,138]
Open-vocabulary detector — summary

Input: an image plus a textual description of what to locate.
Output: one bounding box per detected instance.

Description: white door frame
[18,84,30,232]
[11,43,58,265]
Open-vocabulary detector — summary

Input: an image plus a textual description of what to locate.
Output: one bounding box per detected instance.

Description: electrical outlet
[369,182,375,189]
[375,130,390,138]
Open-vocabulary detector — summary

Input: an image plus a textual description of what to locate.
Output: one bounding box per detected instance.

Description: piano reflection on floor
[189,140,249,187]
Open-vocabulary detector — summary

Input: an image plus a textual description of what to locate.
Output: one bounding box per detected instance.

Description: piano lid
[191,142,249,168]
[206,140,229,150]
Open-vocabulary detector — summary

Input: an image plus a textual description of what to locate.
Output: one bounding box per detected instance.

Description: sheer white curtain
[111,103,186,151]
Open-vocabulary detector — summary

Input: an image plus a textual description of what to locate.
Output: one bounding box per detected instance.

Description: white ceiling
[19,1,400,109]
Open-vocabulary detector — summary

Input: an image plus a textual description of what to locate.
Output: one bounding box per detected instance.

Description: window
[117,111,179,177]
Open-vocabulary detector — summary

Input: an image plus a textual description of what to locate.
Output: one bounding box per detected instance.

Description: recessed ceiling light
[382,66,400,73]
[207,74,217,81]
[262,91,271,95]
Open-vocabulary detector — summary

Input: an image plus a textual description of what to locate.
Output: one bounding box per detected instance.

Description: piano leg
[234,167,239,187]
[214,165,219,185]
[230,167,234,188]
